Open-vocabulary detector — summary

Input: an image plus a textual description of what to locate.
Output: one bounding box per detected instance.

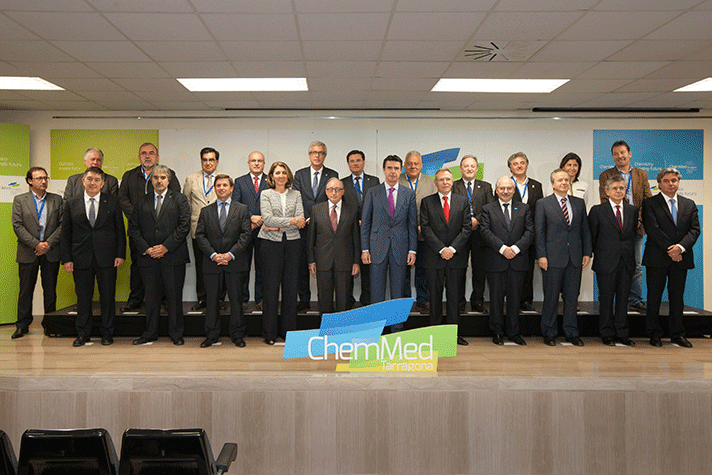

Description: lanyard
[203,174,215,196]
[33,194,46,221]
[142,168,152,194]
[512,176,527,201]
[406,174,418,191]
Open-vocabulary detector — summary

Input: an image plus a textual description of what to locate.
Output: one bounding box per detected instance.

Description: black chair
[118,428,237,475]
[0,431,17,475]
[17,428,118,475]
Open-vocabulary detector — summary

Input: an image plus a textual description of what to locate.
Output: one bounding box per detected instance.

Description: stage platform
[2,316,712,475]
[40,301,712,339]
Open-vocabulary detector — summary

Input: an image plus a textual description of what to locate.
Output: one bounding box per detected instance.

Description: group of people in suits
[11,139,700,349]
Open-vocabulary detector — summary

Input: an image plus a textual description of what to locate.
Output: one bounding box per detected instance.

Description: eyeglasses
[33,176,50,181]
[325,187,343,193]
[201,158,218,162]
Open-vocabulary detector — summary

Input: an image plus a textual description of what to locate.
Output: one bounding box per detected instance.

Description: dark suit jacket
[420,193,471,269]
[128,190,191,267]
[452,178,494,246]
[292,166,339,220]
[361,184,418,266]
[13,191,63,263]
[307,200,360,272]
[589,201,637,274]
[598,167,652,235]
[232,172,268,217]
[119,165,181,220]
[480,200,534,273]
[512,177,543,218]
[642,193,700,270]
[64,172,119,200]
[342,173,380,219]
[535,194,592,268]
[195,200,252,273]
[61,192,126,269]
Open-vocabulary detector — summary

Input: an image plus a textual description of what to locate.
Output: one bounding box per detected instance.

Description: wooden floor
[3,318,712,475]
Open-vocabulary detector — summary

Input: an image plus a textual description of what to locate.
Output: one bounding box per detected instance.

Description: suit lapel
[604,202,623,235]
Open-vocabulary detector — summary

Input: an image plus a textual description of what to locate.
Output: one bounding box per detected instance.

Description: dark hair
[266,161,294,189]
[214,173,233,187]
[656,167,681,183]
[26,166,47,185]
[346,150,365,163]
[382,155,402,169]
[559,152,582,182]
[200,147,220,160]
[611,140,630,153]
[83,166,106,180]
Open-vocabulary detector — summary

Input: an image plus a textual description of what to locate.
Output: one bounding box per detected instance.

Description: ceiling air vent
[458,41,545,62]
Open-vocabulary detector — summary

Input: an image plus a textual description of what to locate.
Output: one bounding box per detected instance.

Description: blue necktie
[312,171,319,197]
[670,198,677,225]
[219,201,227,231]
[355,176,362,203]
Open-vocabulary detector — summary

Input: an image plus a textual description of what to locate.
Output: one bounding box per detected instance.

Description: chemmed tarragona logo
[282,298,458,372]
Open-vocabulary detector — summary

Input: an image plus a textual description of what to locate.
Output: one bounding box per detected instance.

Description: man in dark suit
[63,148,119,199]
[452,154,494,313]
[420,169,471,345]
[589,175,637,347]
[643,168,700,348]
[11,167,63,339]
[535,168,592,347]
[61,167,126,347]
[292,141,339,310]
[308,177,360,314]
[480,177,534,346]
[341,149,380,306]
[129,165,191,346]
[361,155,418,333]
[509,152,544,312]
[232,151,269,310]
[118,142,180,313]
[195,174,252,348]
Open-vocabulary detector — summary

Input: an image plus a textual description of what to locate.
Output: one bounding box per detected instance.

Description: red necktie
[254,175,259,193]
[330,204,338,231]
[443,196,449,224]
[615,205,622,231]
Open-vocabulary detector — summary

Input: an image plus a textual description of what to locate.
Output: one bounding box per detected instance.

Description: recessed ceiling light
[0,77,64,90]
[432,78,569,93]
[177,78,308,92]
[674,77,712,92]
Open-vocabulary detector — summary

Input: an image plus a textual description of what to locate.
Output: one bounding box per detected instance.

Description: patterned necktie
[219,201,227,231]
[206,174,212,192]
[312,171,319,197]
[156,194,162,215]
[443,196,449,224]
[615,204,622,231]
[388,187,395,218]
[503,202,511,228]
[254,175,259,193]
[88,197,96,227]
[561,197,570,226]
[331,204,338,231]
[670,198,677,225]
[355,176,362,203]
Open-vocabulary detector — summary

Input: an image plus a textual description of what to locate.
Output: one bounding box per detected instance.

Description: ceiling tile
[376,62,448,78]
[40,101,107,110]
[48,78,125,91]
[299,13,390,41]
[132,90,200,101]
[555,79,633,93]
[532,41,631,62]
[0,0,93,11]
[192,92,257,102]
[528,93,604,107]
[443,61,523,78]
[645,12,712,39]
[159,62,236,77]
[607,40,712,61]
[112,78,187,91]
[52,41,152,62]
[0,61,21,75]
[191,0,292,13]
[88,62,171,78]
[558,11,678,41]
[302,41,382,61]
[388,12,486,40]
[11,90,87,101]
[0,90,30,100]
[681,43,712,61]
[0,100,52,110]
[577,61,670,79]
[396,0,496,11]
[645,61,712,79]
[203,100,261,108]
[306,62,376,78]
[230,61,306,77]
[138,41,228,62]
[310,91,370,101]
[467,100,529,110]
[78,91,144,101]
[454,41,547,62]
[309,100,368,109]
[616,78,699,93]
[8,62,102,78]
[87,0,193,12]
[251,91,310,101]
[594,0,701,10]
[96,100,159,110]
[295,0,393,13]
[307,76,372,91]
[202,14,298,41]
[575,92,667,107]
[5,12,124,41]
[511,62,596,79]
[221,41,301,62]
[381,41,464,61]
[367,90,426,101]
[149,101,211,110]
[371,77,437,91]
[472,12,583,40]
[365,99,421,108]
[255,99,313,108]
[495,0,598,11]
[694,0,712,9]
[105,13,212,41]
[0,14,38,40]
[0,40,75,62]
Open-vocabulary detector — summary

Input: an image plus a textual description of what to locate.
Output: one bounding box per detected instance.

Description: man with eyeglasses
[118,142,181,313]
[292,141,339,311]
[183,147,222,312]
[11,167,63,339]
[63,147,119,199]
[307,177,360,314]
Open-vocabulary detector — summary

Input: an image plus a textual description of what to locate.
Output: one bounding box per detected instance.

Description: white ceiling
[1,0,712,111]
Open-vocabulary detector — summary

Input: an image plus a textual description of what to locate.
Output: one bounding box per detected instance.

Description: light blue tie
[312,171,319,197]
[670,198,677,225]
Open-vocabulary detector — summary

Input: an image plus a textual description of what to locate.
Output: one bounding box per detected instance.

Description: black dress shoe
[566,336,584,347]
[520,302,535,312]
[471,303,485,313]
[618,337,635,347]
[11,328,28,339]
[492,334,504,345]
[602,336,616,346]
[101,336,113,346]
[629,301,647,312]
[297,301,310,312]
[671,336,693,348]
[73,336,90,347]
[508,335,526,346]
[133,337,157,345]
[649,337,663,347]
[120,303,141,313]
[457,336,468,346]
[200,338,218,348]
[233,337,246,347]
[191,300,206,311]
[172,337,185,346]
[264,338,275,345]
[543,336,556,346]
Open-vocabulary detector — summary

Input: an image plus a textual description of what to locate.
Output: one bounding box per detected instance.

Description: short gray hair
[83,147,104,161]
[309,141,327,155]
[405,150,422,161]
[549,168,569,183]
[152,164,172,182]
[605,175,626,190]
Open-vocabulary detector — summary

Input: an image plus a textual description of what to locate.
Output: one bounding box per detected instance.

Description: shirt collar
[32,190,46,201]
[438,192,451,201]
[498,198,512,207]
[218,197,231,205]
[84,191,99,201]
[155,190,167,199]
